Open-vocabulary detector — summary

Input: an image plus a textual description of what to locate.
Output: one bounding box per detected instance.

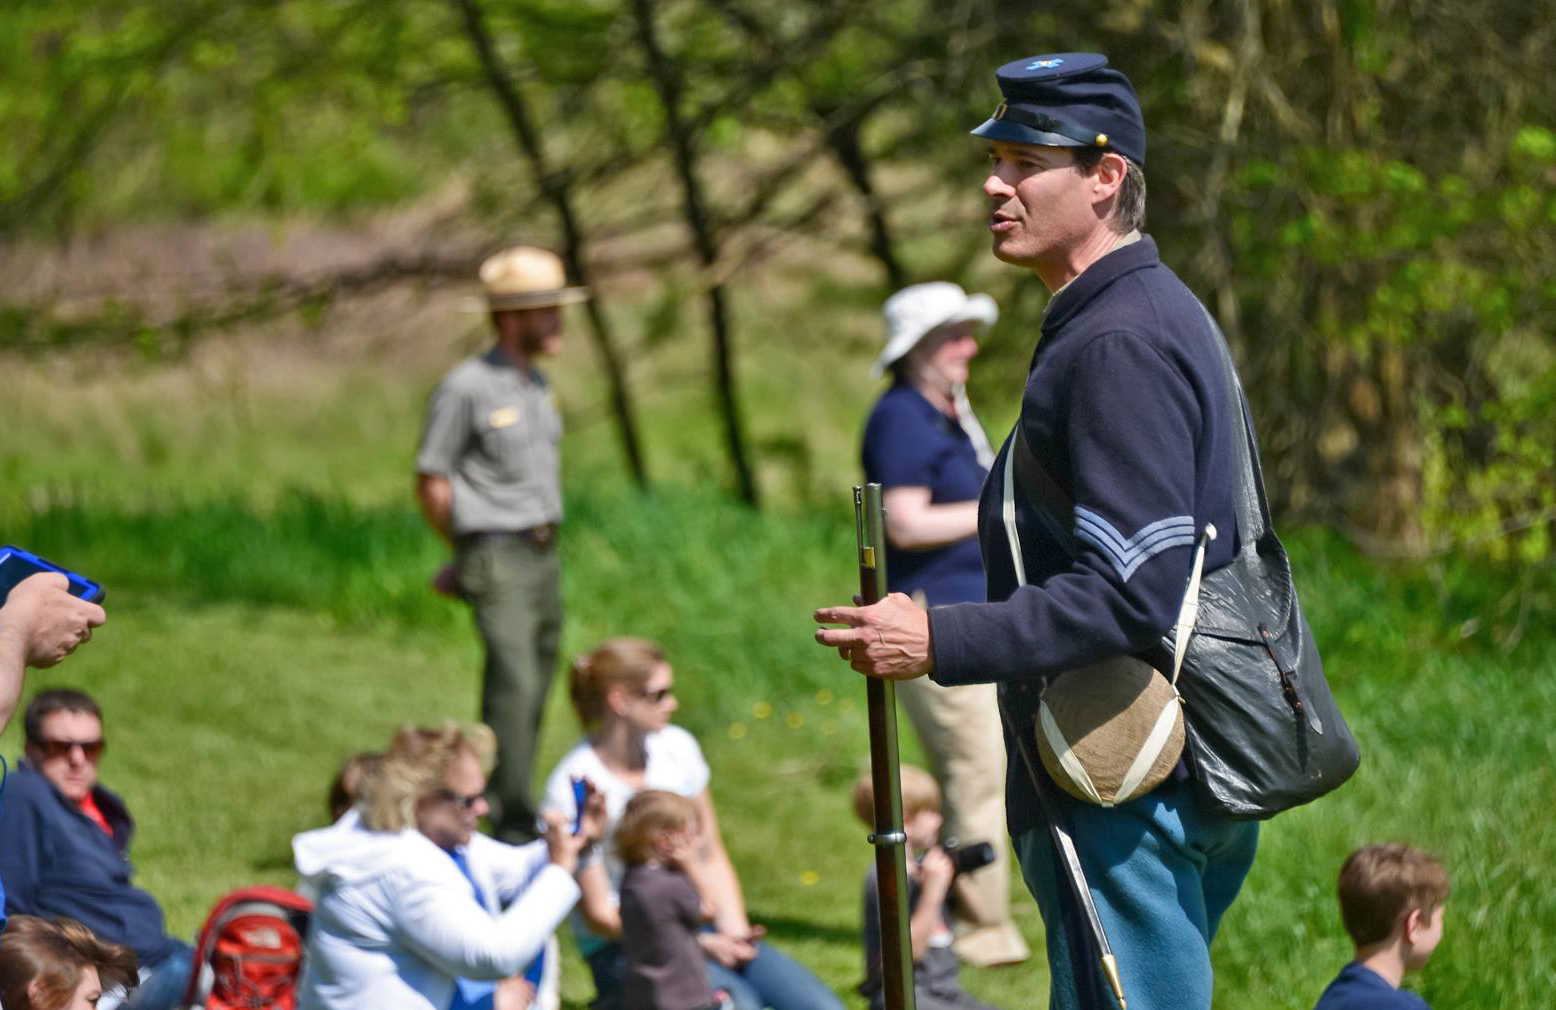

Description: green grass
[3,337,1553,1009]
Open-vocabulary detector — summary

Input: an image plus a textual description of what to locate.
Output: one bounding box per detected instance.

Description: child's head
[852,765,942,850]
[328,751,383,822]
[616,789,700,866]
[1337,843,1449,967]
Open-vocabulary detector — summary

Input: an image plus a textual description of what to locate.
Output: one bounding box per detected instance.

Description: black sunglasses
[435,788,485,811]
[634,686,674,703]
[31,738,106,761]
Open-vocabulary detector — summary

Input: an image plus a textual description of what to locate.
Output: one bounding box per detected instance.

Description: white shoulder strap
[1169,524,1216,686]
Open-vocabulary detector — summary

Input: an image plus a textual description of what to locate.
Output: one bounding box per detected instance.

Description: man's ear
[1091,151,1128,199]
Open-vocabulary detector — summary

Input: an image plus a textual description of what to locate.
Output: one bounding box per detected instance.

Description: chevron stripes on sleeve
[1073,508,1196,582]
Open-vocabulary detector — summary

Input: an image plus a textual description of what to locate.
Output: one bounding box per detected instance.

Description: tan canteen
[1034,656,1185,807]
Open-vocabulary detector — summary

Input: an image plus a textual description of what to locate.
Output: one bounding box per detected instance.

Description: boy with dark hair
[1313,844,1449,1010]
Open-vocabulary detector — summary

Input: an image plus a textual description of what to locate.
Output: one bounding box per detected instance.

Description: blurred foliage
[0,0,1552,565]
[4,477,1555,1006]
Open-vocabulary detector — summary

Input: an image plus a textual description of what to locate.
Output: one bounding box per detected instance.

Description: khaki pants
[457,534,563,843]
[897,674,1031,966]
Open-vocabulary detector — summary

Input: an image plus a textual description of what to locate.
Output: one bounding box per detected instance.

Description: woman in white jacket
[293,723,603,1010]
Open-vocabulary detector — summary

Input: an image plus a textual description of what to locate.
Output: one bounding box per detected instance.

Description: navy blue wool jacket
[0,761,180,968]
[927,236,1240,835]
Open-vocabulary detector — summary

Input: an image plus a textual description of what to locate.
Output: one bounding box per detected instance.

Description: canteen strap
[1113,692,1186,805]
[1169,524,1217,687]
[1037,699,1105,805]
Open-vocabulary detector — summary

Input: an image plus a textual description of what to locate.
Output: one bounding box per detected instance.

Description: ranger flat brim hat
[480,246,589,311]
[970,53,1146,167]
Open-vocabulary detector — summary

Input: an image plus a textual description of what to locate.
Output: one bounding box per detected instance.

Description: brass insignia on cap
[1095,133,1108,147]
[993,101,1008,120]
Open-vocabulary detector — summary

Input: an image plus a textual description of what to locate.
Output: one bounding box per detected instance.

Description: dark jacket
[0,760,179,967]
[926,236,1240,835]
[1312,963,1431,1010]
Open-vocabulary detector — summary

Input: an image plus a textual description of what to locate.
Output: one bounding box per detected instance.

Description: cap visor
[970,118,1086,148]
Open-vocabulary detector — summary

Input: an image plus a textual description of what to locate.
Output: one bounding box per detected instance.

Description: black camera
[943,840,996,876]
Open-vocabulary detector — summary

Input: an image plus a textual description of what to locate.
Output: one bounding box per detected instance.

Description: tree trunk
[451,0,650,489]
[1352,344,1426,551]
[630,0,759,506]
[821,111,906,290]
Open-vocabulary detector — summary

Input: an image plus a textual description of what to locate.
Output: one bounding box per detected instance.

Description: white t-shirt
[539,726,711,952]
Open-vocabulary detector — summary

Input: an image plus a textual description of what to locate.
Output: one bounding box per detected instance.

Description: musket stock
[855,484,916,1010]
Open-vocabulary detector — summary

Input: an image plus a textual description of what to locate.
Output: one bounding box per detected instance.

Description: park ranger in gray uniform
[415,245,585,842]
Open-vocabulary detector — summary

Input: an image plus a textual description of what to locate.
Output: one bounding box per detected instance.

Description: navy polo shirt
[862,384,988,606]
[926,236,1242,836]
[1313,963,1431,1010]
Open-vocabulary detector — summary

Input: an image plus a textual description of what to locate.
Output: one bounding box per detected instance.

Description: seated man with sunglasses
[0,689,193,1010]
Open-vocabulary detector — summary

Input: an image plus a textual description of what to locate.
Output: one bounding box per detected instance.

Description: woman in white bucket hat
[860,282,1029,967]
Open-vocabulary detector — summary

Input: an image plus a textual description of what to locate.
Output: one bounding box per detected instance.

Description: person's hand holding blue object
[0,572,106,668]
[545,780,606,873]
[1,571,107,736]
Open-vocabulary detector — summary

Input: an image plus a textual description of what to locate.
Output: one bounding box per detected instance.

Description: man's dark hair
[1073,148,1146,234]
[23,688,101,743]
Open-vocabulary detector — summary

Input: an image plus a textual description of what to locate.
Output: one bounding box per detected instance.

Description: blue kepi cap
[970,53,1146,166]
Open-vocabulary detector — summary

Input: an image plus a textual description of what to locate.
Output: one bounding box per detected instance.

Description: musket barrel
[855,484,916,1010]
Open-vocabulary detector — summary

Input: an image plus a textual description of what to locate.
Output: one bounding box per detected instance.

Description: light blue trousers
[1015,776,1259,1010]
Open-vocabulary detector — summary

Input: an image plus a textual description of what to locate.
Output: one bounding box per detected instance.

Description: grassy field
[3,305,1553,1010]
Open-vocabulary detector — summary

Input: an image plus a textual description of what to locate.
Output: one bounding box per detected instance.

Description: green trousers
[456,534,563,842]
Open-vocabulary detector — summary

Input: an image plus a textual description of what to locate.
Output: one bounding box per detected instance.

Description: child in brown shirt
[617,790,724,1010]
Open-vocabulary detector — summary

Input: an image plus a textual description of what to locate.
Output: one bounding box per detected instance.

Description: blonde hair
[852,764,940,826]
[0,915,140,1010]
[569,637,665,727]
[615,790,699,867]
[1337,843,1451,947]
[358,723,495,832]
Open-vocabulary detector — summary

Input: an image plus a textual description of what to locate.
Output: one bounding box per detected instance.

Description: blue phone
[0,546,104,606]
[571,778,587,835]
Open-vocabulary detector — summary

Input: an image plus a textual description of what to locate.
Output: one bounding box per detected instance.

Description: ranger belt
[457,524,559,549]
